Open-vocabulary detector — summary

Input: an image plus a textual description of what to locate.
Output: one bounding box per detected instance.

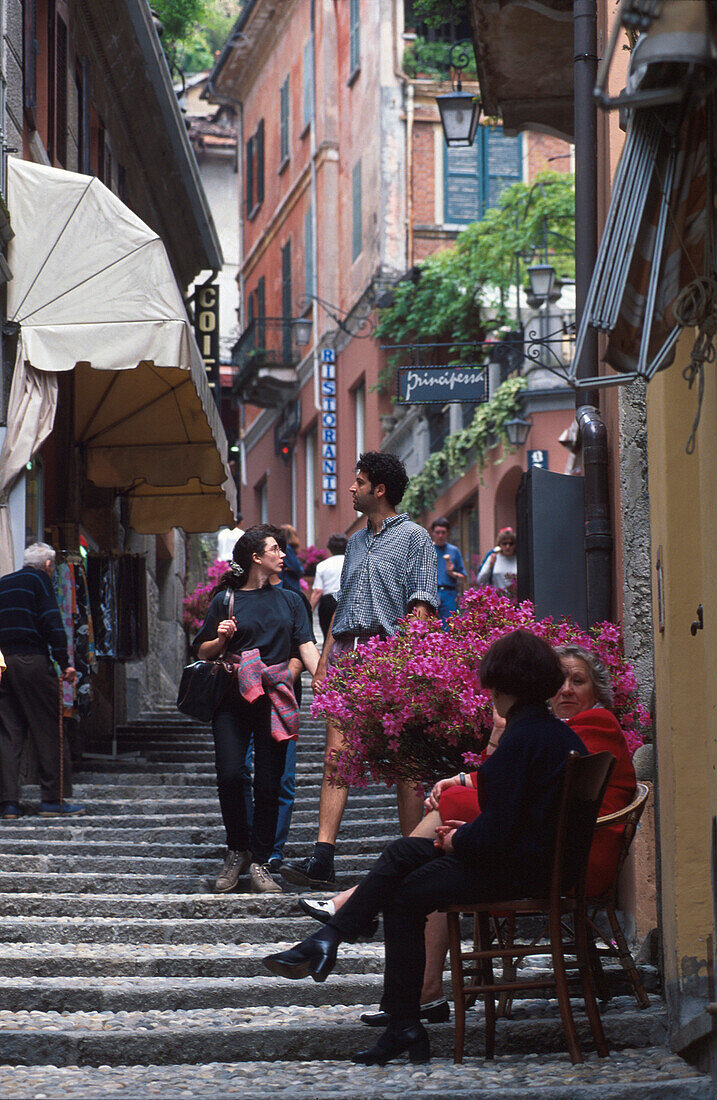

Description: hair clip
[230,561,244,577]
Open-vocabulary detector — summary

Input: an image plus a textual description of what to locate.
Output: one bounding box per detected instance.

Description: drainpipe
[310,0,320,411]
[574,0,612,624]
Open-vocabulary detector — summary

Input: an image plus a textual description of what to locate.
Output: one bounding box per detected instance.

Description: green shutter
[245,134,254,214]
[352,159,362,261]
[256,119,264,205]
[280,78,289,163]
[350,0,360,73]
[281,241,292,361]
[484,127,523,209]
[303,38,314,127]
[305,204,314,298]
[443,127,523,224]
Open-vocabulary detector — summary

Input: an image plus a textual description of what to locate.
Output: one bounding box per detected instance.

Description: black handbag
[177,592,235,721]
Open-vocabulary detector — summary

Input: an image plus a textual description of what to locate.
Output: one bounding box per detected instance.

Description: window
[23,0,38,125]
[354,382,365,459]
[256,275,266,348]
[281,240,292,362]
[444,127,522,225]
[304,204,314,298]
[279,77,290,166]
[245,118,264,215]
[54,13,67,167]
[303,38,314,128]
[352,159,362,261]
[75,57,91,175]
[349,0,360,76]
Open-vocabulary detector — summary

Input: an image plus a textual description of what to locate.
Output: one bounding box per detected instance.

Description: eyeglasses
[500,540,516,547]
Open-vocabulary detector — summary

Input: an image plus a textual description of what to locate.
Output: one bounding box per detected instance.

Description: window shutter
[444,142,482,225]
[352,159,362,260]
[256,118,264,205]
[47,0,56,162]
[304,204,314,298]
[257,275,266,348]
[484,127,523,211]
[281,241,292,362]
[245,134,254,214]
[23,0,38,122]
[303,38,314,127]
[55,15,68,168]
[280,77,289,162]
[350,0,360,73]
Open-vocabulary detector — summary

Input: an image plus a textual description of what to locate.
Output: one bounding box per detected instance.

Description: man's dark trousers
[0,654,73,803]
[329,837,492,1024]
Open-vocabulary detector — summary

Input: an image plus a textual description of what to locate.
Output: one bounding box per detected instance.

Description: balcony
[230,317,300,408]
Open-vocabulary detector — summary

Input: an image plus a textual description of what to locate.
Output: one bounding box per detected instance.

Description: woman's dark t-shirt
[193,585,313,666]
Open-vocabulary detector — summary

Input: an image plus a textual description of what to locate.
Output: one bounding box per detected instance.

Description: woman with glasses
[193,525,320,894]
[477,527,517,591]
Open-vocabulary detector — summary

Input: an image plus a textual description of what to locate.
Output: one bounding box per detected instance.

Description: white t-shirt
[313,554,344,597]
[217,526,245,561]
[477,550,517,591]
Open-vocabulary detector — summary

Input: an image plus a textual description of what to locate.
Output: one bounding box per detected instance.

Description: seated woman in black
[263,629,587,1064]
[194,525,320,895]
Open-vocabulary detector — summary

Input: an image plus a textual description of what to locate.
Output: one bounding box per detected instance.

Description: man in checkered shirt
[282,452,438,890]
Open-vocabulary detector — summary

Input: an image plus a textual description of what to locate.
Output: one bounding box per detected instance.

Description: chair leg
[447,911,466,1064]
[549,906,583,1064]
[574,902,610,1057]
[605,901,650,1009]
[495,912,516,1019]
[477,911,496,1059]
[586,913,611,1005]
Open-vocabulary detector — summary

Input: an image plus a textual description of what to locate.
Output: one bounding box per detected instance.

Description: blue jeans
[437,587,458,627]
[241,737,297,862]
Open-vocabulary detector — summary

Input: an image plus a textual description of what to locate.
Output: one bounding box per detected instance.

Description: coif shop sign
[397,365,487,405]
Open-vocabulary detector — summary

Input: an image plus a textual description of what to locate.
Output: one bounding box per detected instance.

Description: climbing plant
[401,375,527,517]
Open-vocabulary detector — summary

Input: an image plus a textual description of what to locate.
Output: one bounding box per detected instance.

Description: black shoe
[267,858,283,875]
[360,998,450,1027]
[352,1023,430,1066]
[281,856,336,890]
[298,897,379,941]
[263,933,338,984]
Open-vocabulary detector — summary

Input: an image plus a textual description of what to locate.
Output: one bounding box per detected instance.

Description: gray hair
[24,542,56,569]
[554,644,613,709]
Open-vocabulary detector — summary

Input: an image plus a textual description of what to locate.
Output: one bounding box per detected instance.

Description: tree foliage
[376,171,575,349]
[408,0,469,31]
[154,0,244,73]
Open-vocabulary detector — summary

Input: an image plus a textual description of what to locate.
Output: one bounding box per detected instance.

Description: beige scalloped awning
[0,157,236,572]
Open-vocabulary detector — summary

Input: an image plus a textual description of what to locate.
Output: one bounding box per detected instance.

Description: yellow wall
[647,331,717,1030]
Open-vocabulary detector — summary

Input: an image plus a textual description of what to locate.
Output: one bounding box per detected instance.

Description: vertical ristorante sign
[321,348,337,505]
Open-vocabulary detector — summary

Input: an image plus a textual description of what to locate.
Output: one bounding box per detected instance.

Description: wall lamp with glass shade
[436,42,481,148]
[504,415,532,447]
[526,263,557,305]
[292,316,313,347]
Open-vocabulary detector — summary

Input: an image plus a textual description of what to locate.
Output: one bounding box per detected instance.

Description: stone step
[0,999,668,1067]
[0,832,395,857]
[0,891,339,918]
[0,849,391,874]
[0,817,398,842]
[0,1049,710,1100]
[4,792,397,815]
[0,868,372,893]
[0,915,336,944]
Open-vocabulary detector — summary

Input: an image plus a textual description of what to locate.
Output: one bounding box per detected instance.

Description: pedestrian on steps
[193,526,320,894]
[0,542,82,820]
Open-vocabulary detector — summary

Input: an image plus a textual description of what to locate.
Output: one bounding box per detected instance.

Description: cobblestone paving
[0,697,710,1098]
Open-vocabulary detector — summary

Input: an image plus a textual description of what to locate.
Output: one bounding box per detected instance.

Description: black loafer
[360,998,450,1027]
[281,856,336,890]
[352,1023,430,1065]
[263,936,338,983]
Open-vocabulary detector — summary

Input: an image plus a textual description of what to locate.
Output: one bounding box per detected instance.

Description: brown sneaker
[215,849,251,893]
[249,862,283,894]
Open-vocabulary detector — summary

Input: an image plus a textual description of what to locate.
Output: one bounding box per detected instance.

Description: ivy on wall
[402,375,528,517]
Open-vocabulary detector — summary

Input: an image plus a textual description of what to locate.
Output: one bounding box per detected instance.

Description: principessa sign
[396,364,488,405]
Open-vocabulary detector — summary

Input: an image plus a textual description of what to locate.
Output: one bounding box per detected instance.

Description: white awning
[0,157,236,572]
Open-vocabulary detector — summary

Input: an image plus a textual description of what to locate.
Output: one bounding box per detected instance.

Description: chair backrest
[601,781,650,886]
[551,751,617,900]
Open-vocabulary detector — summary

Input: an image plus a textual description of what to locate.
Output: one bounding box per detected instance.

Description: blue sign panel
[528,449,549,470]
[397,365,487,405]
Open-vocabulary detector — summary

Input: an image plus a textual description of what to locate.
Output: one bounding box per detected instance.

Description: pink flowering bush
[183,559,227,632]
[312,585,650,789]
[298,545,330,571]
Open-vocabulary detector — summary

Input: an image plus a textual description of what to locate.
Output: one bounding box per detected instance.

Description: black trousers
[317,594,337,640]
[0,654,73,802]
[212,688,287,862]
[330,837,497,1025]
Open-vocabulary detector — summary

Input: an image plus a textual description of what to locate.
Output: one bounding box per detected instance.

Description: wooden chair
[586,782,651,1008]
[442,750,616,1065]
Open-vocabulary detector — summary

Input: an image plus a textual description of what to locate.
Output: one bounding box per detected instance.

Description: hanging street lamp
[436,42,481,148]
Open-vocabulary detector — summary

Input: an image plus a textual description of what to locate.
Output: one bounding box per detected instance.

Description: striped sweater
[0,566,70,668]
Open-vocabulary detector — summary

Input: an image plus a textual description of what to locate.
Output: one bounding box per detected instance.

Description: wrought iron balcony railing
[230,317,300,408]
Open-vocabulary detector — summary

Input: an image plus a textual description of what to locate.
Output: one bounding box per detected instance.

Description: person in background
[310,534,348,641]
[217,514,244,562]
[280,525,304,595]
[0,543,81,820]
[429,518,466,626]
[477,527,517,591]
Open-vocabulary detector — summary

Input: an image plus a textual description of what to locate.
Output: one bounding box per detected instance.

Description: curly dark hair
[480,629,565,706]
[356,451,409,507]
[327,533,348,555]
[211,524,282,594]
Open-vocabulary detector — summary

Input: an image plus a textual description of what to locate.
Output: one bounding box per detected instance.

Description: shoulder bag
[176,591,236,722]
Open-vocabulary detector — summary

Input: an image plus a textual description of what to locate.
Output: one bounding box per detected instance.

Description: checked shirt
[331,513,437,639]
